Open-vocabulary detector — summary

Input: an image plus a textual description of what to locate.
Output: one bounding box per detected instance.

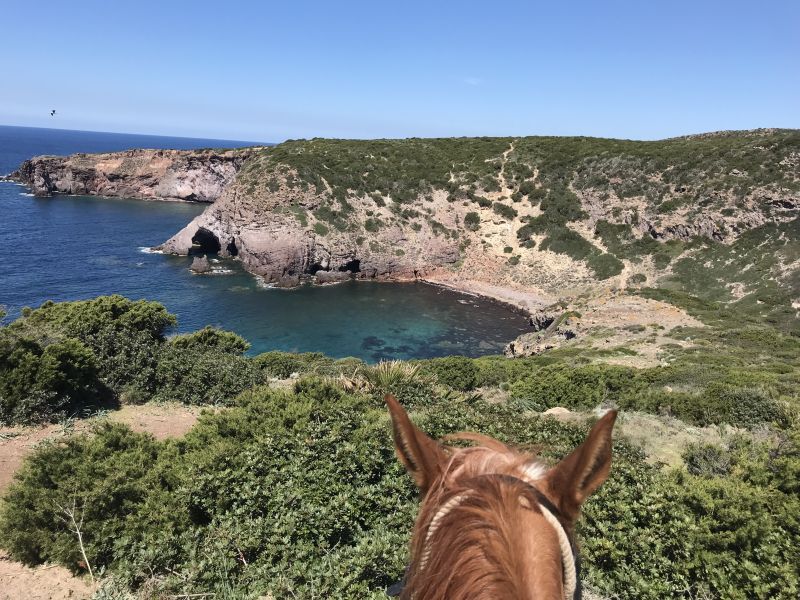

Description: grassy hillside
[1,295,798,598]
[216,129,800,331]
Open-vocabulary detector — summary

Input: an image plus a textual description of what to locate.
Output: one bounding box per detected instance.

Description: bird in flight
[50,110,56,116]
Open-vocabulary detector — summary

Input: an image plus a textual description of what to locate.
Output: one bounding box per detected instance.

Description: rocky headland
[10,147,256,202]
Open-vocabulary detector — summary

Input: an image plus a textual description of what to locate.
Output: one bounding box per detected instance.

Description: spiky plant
[360,360,421,389]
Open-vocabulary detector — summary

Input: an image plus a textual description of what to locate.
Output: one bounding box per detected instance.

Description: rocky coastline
[10,147,256,202]
[10,130,799,356]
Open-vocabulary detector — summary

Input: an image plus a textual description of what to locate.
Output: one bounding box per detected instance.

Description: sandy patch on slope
[0,404,203,496]
[0,550,96,600]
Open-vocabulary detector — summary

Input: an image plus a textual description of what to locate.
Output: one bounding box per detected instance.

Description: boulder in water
[190,256,211,274]
[273,274,301,288]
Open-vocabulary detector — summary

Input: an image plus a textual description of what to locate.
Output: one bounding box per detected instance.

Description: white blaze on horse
[386,394,617,600]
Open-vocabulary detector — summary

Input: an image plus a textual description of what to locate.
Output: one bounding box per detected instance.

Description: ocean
[0,125,530,360]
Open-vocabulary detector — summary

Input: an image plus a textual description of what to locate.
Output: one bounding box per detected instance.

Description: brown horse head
[386,394,617,600]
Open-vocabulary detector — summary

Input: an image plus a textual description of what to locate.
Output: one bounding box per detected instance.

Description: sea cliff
[11,147,255,202]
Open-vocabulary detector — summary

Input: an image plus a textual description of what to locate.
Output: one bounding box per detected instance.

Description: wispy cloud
[463,77,483,86]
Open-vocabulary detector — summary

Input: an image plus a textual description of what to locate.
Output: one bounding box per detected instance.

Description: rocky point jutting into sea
[11,147,257,202]
[11,129,800,355]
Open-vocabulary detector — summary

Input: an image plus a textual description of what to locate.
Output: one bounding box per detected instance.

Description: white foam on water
[254,276,276,289]
[138,246,163,254]
[19,192,34,197]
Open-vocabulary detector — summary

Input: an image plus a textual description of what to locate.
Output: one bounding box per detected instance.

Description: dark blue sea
[0,125,530,360]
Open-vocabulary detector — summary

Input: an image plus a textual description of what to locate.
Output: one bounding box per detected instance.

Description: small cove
[0,126,531,360]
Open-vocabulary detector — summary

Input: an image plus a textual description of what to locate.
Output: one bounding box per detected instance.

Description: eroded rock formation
[11,148,255,202]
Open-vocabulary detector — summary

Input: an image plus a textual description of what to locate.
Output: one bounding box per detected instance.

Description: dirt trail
[0,551,96,600]
[0,404,203,599]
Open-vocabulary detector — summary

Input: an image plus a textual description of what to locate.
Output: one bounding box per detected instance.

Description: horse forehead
[520,460,547,482]
[451,447,547,482]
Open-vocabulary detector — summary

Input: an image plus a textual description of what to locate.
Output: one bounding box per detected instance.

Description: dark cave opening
[191,227,221,255]
[226,240,239,256]
[340,259,361,273]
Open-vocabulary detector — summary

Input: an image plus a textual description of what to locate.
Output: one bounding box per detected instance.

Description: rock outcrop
[11,148,255,202]
[189,256,212,273]
[157,182,462,285]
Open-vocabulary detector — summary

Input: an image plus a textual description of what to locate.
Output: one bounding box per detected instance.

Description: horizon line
[1,122,797,145]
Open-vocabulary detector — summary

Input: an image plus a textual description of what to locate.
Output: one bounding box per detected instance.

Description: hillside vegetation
[157,129,800,337]
[1,295,798,598]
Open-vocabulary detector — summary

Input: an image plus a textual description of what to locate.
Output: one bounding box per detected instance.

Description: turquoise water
[0,126,530,360]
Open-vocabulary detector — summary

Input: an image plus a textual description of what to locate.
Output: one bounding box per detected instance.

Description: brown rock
[11,148,254,201]
[189,256,211,273]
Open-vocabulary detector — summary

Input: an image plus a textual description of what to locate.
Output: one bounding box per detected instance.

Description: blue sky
[1,0,797,142]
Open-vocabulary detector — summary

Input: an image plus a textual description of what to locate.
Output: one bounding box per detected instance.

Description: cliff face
[11,147,255,202]
[157,182,462,285]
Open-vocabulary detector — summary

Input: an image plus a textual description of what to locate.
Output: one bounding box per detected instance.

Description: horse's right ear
[545,409,617,523]
[385,394,447,494]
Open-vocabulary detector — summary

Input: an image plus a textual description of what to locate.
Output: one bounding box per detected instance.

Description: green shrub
[540,227,595,260]
[464,211,480,231]
[628,273,647,284]
[492,202,518,220]
[0,423,165,571]
[13,296,176,342]
[364,217,383,232]
[170,326,250,354]
[473,356,540,387]
[0,335,104,424]
[152,346,261,405]
[510,364,646,411]
[419,356,479,391]
[683,443,733,476]
[700,384,787,428]
[3,389,797,598]
[313,222,329,236]
[8,296,175,397]
[516,222,537,242]
[586,252,624,279]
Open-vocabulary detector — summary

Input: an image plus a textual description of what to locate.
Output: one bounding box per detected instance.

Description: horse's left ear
[545,409,617,522]
[385,394,447,494]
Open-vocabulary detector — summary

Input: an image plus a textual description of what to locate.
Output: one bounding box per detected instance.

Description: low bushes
[510,364,645,411]
[0,335,104,423]
[170,326,250,354]
[464,211,480,231]
[418,355,479,391]
[0,298,265,422]
[151,345,261,406]
[506,361,790,429]
[492,202,517,220]
[1,384,798,598]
